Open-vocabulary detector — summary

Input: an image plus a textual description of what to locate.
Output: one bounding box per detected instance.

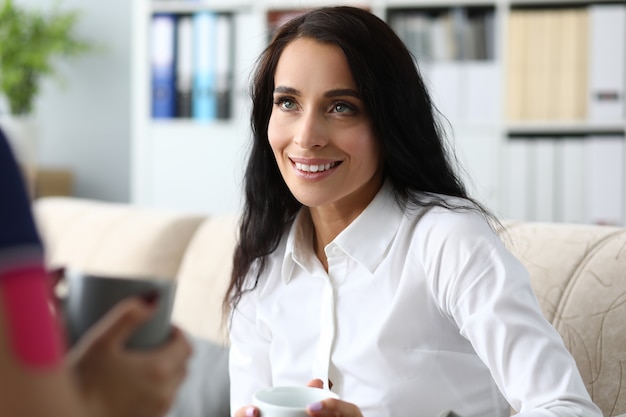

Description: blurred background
[1,0,132,203]
[2,0,625,225]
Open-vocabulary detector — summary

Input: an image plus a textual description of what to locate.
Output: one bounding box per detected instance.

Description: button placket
[311,247,348,390]
[311,273,335,389]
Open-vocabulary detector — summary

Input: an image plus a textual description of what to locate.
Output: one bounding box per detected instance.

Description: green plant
[0,0,92,115]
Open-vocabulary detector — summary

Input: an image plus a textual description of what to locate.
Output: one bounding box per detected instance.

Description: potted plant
[0,0,92,116]
[0,0,93,188]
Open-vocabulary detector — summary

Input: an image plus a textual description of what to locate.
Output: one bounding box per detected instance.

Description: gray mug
[63,270,176,350]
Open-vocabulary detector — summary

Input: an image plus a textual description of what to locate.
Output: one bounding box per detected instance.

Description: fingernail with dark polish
[141,290,160,305]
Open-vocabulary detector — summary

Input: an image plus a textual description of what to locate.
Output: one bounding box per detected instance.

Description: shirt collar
[281,180,405,283]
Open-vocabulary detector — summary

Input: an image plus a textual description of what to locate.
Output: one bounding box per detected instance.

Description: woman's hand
[66,296,192,417]
[305,379,362,417]
[235,379,363,417]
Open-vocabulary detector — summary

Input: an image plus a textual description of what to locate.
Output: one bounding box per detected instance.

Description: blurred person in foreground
[0,126,192,417]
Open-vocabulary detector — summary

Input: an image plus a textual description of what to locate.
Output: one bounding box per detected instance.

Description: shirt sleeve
[0,128,65,368]
[228,281,273,415]
[422,210,602,417]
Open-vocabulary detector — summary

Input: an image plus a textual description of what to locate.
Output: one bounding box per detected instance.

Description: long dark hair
[224,6,494,313]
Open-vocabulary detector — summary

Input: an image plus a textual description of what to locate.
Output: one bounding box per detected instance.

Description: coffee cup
[62,269,176,349]
[252,386,339,417]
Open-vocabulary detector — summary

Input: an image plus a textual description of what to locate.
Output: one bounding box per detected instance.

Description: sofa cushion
[503,222,626,417]
[33,197,205,280]
[172,214,239,346]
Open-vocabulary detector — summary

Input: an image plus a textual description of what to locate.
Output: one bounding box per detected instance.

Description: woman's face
[268,37,383,213]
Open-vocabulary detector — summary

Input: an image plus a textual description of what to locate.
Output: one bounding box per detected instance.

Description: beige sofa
[33,196,626,417]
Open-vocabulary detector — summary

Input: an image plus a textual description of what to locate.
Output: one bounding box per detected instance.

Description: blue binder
[192,11,218,122]
[151,13,177,119]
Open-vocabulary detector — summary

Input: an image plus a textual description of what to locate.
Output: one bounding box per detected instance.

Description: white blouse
[229,183,601,417]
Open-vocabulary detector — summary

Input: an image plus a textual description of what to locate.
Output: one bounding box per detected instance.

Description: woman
[226,6,601,417]
[0,126,192,417]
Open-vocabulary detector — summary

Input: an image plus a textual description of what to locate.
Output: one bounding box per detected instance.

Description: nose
[293,110,327,149]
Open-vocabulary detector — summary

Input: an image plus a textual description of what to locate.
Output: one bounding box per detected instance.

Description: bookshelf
[131,0,626,224]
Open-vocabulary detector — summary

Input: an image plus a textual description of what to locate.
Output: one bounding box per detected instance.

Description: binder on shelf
[176,15,193,118]
[402,13,432,62]
[506,6,591,122]
[584,136,624,225]
[523,10,554,121]
[506,10,527,121]
[215,14,232,120]
[556,137,585,223]
[430,11,455,61]
[554,8,588,121]
[587,4,626,122]
[192,11,218,122]
[449,7,467,61]
[151,13,176,119]
[506,137,531,221]
[483,10,495,61]
[531,138,556,222]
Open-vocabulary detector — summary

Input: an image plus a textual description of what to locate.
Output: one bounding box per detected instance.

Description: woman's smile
[291,157,342,177]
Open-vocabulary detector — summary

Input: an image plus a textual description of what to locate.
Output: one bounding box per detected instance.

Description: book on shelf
[151,13,176,119]
[525,9,556,121]
[389,7,495,63]
[389,11,431,61]
[587,3,626,122]
[430,10,455,61]
[555,8,588,121]
[507,3,625,123]
[505,11,526,121]
[389,6,497,123]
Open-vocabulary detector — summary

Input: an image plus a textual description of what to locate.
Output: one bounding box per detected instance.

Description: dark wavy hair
[224,6,494,313]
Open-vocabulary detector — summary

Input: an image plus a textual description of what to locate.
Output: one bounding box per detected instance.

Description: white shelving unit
[131,0,626,224]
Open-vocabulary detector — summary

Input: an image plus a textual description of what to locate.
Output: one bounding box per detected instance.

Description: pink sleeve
[0,126,65,368]
[0,265,65,368]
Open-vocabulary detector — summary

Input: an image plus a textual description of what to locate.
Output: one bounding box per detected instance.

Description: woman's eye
[276,98,296,110]
[333,103,354,113]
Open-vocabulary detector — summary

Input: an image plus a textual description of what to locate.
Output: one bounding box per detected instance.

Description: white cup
[252,386,339,417]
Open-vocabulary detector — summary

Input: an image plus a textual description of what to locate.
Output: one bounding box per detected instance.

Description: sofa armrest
[172,214,239,346]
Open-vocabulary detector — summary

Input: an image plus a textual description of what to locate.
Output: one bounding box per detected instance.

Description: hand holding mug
[67,288,192,417]
[237,380,362,417]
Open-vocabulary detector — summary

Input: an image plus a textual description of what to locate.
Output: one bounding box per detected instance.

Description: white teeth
[295,162,337,172]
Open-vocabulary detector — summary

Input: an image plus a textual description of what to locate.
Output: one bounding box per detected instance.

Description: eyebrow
[273,85,361,99]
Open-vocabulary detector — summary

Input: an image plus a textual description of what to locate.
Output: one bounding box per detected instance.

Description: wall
[13,0,132,203]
